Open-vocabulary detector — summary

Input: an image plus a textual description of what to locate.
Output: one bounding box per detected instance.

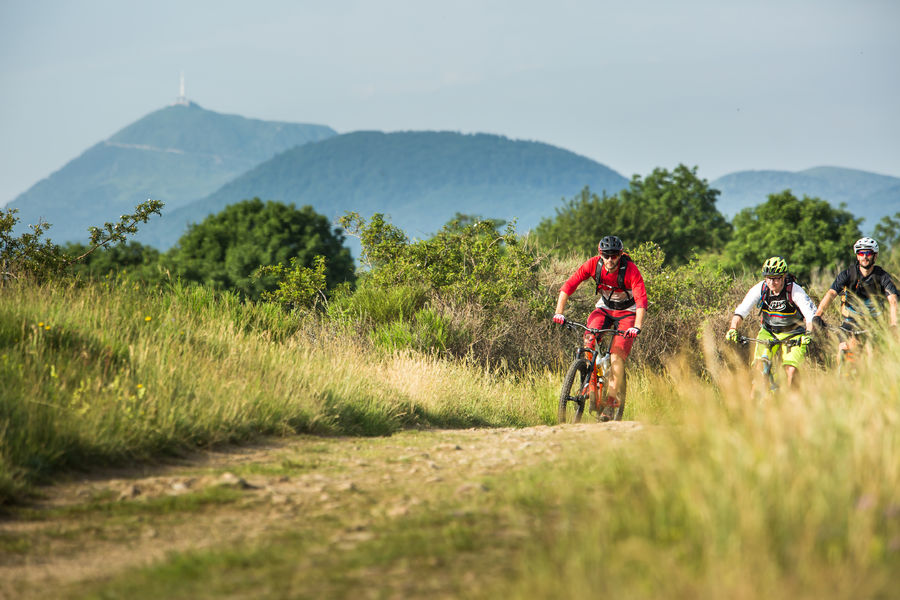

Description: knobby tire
[558,359,590,424]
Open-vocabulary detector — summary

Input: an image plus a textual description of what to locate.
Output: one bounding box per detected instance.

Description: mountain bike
[557,321,626,424]
[734,328,806,392]
[818,322,869,376]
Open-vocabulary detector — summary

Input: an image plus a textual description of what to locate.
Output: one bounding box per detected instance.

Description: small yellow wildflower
[136,384,144,389]
[145,316,152,322]
[38,322,44,327]
[45,325,51,331]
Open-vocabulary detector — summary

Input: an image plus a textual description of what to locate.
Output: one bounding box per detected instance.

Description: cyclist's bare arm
[889,293,898,327]
[729,314,744,330]
[554,290,570,315]
[815,289,839,318]
[634,306,645,330]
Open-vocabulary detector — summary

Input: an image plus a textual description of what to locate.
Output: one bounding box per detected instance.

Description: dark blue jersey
[830,264,899,318]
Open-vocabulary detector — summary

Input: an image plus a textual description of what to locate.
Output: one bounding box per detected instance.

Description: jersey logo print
[768,299,787,311]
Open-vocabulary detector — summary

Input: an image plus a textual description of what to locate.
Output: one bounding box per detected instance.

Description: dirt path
[0,422,642,599]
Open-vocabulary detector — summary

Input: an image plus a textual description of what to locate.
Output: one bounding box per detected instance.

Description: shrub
[1,199,163,284]
[335,213,550,365]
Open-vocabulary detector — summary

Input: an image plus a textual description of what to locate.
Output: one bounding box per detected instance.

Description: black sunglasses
[601,251,622,258]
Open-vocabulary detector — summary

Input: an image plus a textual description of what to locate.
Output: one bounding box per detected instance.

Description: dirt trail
[0,422,642,599]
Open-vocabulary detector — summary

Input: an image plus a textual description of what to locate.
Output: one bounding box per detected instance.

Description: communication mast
[174,72,189,106]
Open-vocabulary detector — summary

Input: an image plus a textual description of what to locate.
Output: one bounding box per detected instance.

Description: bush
[1,199,163,284]
[627,243,739,367]
[167,199,355,300]
[335,213,550,365]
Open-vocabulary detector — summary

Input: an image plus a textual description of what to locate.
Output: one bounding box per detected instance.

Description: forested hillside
[7,103,335,243]
[137,131,629,249]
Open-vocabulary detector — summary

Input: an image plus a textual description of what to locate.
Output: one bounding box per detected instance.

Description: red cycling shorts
[586,308,637,359]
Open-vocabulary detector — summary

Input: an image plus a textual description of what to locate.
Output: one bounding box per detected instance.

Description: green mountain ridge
[711,167,900,226]
[135,130,631,249]
[8,103,336,243]
[7,101,900,255]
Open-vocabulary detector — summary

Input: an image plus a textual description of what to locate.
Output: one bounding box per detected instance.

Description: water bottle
[597,353,611,374]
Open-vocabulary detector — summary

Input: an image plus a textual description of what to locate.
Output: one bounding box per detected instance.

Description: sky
[2,0,899,206]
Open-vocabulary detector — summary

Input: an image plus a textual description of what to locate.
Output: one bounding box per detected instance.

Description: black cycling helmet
[598,235,624,255]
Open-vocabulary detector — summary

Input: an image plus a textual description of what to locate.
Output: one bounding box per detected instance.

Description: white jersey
[734,280,817,330]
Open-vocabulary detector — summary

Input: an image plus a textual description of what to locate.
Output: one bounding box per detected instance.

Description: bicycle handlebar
[562,321,626,337]
[736,332,805,349]
[820,323,868,336]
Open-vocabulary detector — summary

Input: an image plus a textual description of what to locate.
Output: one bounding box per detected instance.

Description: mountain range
[7,103,900,252]
[135,129,629,249]
[6,103,335,244]
[712,167,900,219]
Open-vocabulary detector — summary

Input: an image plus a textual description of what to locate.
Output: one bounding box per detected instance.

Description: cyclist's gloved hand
[552,313,566,325]
[812,315,826,330]
[800,333,812,348]
[725,328,739,343]
[624,327,641,339]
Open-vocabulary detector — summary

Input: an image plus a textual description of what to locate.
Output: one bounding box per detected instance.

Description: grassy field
[0,280,556,503]
[2,280,899,598]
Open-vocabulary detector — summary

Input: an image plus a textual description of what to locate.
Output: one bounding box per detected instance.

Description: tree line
[533,164,900,282]
[4,164,900,367]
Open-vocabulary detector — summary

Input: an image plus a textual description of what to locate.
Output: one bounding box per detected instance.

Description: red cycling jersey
[561,256,648,311]
[561,255,648,359]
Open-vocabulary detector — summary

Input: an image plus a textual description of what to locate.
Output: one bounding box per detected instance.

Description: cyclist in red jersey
[552,235,648,415]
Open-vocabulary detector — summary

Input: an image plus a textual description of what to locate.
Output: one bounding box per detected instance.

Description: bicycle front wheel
[558,359,590,424]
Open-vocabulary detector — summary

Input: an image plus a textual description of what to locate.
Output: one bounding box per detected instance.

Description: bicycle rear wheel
[558,359,590,424]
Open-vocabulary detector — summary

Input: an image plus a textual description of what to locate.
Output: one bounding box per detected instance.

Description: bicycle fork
[581,332,605,413]
[759,356,778,392]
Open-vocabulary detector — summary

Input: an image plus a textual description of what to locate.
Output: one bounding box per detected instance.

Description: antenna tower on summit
[174,72,189,106]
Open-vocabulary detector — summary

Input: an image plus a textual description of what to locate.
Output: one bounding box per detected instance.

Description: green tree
[874,212,900,256]
[534,165,730,265]
[533,187,624,255]
[167,199,355,299]
[442,213,507,235]
[619,165,731,264]
[724,191,862,281]
[1,199,163,283]
[62,241,162,282]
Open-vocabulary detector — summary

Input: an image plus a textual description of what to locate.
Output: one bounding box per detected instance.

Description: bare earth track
[1,422,642,599]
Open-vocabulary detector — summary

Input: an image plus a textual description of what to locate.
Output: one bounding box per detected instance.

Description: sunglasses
[601,251,622,259]
[857,250,875,257]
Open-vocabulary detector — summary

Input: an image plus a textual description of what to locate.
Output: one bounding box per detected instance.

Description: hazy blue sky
[2,0,898,206]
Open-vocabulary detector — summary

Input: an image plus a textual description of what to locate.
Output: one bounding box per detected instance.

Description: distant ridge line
[104,141,186,155]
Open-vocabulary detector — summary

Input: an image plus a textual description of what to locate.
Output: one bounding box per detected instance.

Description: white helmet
[853,237,879,254]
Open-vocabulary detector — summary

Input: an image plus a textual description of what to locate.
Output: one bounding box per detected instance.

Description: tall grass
[0,280,554,504]
[74,335,900,600]
[484,333,900,599]
[7,277,900,597]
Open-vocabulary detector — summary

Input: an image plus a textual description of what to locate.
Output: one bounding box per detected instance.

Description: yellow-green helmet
[761,256,788,276]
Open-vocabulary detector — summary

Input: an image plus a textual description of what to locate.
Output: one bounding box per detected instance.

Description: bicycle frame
[558,321,625,423]
[737,329,806,391]
[820,323,869,375]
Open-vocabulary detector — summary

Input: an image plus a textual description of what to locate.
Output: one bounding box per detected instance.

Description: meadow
[1,278,899,599]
